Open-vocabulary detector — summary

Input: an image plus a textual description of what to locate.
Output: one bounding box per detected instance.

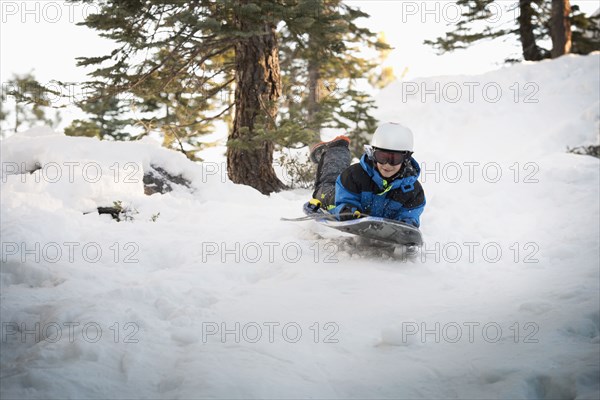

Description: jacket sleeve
[395,182,426,227]
[332,168,363,217]
[397,203,425,227]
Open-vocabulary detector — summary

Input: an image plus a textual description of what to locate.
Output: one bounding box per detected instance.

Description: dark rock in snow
[143,164,192,195]
[97,207,122,221]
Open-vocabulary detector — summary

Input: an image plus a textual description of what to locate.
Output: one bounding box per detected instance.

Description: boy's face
[376,162,402,178]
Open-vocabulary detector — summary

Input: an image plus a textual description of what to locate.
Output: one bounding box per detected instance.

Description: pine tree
[424,0,598,62]
[550,0,572,57]
[225,0,286,194]
[71,0,387,193]
[71,0,234,154]
[64,95,132,140]
[0,73,61,134]
[517,0,549,61]
[570,5,600,54]
[277,0,391,157]
[72,0,284,192]
[0,90,8,137]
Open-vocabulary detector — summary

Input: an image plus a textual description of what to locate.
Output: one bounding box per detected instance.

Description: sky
[1,0,599,131]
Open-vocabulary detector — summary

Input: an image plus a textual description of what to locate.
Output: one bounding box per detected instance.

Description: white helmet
[371,122,414,152]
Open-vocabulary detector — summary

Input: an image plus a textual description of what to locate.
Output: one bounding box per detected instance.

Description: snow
[1,54,599,399]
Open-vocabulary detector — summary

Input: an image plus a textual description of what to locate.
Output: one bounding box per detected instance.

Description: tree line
[2,0,598,194]
[426,0,599,61]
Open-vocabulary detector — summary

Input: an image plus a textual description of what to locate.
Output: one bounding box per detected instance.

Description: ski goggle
[372,149,411,166]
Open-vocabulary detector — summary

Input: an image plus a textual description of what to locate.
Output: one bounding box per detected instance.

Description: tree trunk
[227,7,285,195]
[307,54,321,131]
[518,0,545,61]
[551,0,572,58]
[14,105,21,133]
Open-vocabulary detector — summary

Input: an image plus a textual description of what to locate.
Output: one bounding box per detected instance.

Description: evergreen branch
[176,102,235,128]
[163,124,189,158]
[159,44,234,91]
[125,28,192,92]
[196,77,236,102]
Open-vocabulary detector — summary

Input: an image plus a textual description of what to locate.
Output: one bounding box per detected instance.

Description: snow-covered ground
[1,54,599,399]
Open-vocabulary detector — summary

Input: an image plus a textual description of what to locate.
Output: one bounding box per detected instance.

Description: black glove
[338,205,362,221]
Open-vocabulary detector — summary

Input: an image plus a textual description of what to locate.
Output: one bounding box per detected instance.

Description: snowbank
[1,55,598,399]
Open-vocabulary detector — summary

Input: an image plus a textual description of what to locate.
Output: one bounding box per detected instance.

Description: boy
[307,122,426,227]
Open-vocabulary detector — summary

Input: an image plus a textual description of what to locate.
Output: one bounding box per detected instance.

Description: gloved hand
[338,205,362,221]
[305,198,322,213]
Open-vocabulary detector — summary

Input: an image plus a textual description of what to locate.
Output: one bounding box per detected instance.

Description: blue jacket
[332,155,426,227]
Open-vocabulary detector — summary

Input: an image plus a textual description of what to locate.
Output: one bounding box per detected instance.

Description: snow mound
[1,54,599,399]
